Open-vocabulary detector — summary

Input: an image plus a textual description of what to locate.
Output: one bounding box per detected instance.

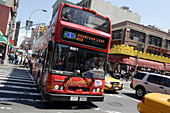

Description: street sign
[25,20,33,30]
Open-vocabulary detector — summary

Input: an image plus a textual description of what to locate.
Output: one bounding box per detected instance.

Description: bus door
[40,49,50,90]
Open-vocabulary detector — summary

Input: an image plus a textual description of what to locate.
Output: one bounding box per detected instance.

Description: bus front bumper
[43,92,104,102]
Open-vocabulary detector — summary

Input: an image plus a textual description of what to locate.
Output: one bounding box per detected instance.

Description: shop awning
[108,55,165,71]
[0,31,12,47]
[137,59,165,71]
[165,63,170,71]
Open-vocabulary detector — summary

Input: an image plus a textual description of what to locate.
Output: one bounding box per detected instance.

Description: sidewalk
[0,62,28,69]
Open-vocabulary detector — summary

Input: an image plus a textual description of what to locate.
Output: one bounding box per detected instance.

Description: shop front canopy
[108,55,165,71]
[0,31,12,47]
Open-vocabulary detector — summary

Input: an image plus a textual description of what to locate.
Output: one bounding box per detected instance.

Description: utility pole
[134,27,145,74]
[4,22,11,64]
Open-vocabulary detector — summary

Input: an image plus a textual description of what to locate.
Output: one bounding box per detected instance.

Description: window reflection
[61,6,110,34]
[50,43,107,79]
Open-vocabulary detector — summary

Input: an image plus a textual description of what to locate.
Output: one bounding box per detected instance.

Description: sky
[16,0,170,47]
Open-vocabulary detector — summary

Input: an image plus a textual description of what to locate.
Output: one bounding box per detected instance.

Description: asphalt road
[0,65,140,113]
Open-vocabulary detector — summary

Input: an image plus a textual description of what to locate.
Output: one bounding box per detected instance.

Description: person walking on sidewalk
[25,57,28,68]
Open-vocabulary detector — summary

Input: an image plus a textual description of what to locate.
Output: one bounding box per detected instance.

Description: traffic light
[39,26,46,33]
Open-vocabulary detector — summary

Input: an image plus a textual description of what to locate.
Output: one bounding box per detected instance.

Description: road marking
[29,73,35,84]
[104,90,140,103]
[122,89,135,93]
[131,98,140,102]
[0,90,40,96]
[123,86,131,88]
[0,75,31,80]
[104,94,122,98]
[0,107,12,110]
[93,108,121,113]
[0,80,36,86]
[0,84,38,90]
[0,98,41,102]
[0,77,33,83]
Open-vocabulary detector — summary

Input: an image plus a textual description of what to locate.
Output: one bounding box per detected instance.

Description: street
[0,65,140,113]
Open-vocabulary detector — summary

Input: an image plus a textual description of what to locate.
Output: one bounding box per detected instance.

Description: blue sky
[16,0,170,46]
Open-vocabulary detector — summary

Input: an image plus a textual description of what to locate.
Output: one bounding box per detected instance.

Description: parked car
[130,71,170,98]
[104,74,123,92]
[137,93,170,113]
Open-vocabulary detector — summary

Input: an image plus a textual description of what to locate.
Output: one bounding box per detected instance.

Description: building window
[165,40,170,50]
[147,50,160,56]
[148,35,162,47]
[112,29,123,40]
[129,30,145,43]
[81,0,91,9]
[163,53,170,58]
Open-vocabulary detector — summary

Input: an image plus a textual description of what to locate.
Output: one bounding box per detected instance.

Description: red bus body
[31,3,111,102]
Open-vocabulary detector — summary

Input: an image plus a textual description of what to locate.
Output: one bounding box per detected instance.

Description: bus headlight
[93,88,96,92]
[54,85,59,90]
[60,86,64,90]
[97,88,100,92]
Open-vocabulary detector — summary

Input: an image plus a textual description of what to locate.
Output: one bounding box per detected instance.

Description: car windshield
[105,73,111,77]
[50,43,107,79]
[61,6,110,34]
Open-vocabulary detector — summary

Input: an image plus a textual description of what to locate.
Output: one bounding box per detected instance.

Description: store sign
[62,28,108,49]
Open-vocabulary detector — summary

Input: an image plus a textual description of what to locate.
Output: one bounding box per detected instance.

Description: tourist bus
[31,3,111,102]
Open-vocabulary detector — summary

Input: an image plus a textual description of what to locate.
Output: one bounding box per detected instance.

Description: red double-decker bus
[31,3,111,102]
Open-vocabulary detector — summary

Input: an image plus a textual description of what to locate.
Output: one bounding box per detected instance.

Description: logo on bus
[64,31,76,39]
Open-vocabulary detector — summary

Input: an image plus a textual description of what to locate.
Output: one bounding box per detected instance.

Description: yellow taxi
[104,74,123,92]
[137,93,170,113]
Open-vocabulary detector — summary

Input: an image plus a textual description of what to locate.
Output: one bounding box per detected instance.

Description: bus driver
[84,57,98,71]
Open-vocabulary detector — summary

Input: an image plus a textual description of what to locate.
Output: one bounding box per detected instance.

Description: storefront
[108,54,165,72]
[164,63,170,72]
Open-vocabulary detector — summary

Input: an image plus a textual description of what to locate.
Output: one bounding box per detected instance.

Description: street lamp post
[24,9,47,51]
[4,22,11,64]
[134,27,145,74]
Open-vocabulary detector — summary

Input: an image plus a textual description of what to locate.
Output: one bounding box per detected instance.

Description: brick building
[109,21,170,72]
[0,4,10,35]
[0,0,20,46]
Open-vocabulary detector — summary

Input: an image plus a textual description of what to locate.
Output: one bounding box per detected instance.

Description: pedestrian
[125,71,130,81]
[11,53,14,63]
[25,57,28,68]
[121,69,125,80]
[28,57,31,68]
[0,52,2,64]
[14,53,18,65]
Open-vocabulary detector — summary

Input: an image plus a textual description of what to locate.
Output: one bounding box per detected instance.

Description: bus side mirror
[106,62,110,73]
[48,41,54,52]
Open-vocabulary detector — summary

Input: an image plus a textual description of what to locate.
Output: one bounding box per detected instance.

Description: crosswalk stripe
[0,80,36,86]
[0,90,40,96]
[0,75,31,80]
[0,77,33,83]
[0,98,41,102]
[0,84,37,90]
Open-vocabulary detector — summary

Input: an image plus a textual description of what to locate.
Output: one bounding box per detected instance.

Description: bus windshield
[50,43,107,79]
[61,6,110,34]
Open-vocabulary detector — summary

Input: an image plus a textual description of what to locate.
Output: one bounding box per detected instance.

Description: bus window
[61,6,110,34]
[50,43,107,79]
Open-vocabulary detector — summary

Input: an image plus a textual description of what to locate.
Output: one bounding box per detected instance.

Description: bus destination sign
[62,28,108,49]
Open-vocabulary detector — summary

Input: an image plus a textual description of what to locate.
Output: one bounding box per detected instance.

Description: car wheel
[136,87,145,99]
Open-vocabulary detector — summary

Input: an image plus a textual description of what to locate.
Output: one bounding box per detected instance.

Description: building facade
[0,0,20,46]
[109,21,170,73]
[77,0,141,24]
